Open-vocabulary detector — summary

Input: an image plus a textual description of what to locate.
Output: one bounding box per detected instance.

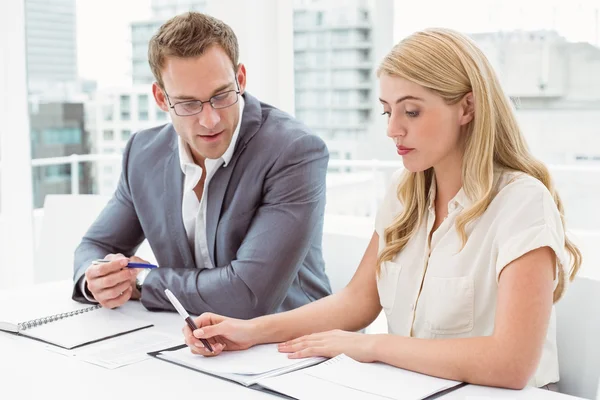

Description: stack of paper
[260,354,463,400]
[154,343,325,386]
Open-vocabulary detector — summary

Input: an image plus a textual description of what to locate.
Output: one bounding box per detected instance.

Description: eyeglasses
[164,81,241,117]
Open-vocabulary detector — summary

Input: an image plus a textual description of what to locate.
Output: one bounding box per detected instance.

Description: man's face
[153,45,246,162]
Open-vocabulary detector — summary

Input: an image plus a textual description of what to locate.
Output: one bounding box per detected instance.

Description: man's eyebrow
[170,82,235,101]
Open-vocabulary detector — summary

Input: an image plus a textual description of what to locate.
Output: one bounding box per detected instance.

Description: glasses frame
[163,80,241,117]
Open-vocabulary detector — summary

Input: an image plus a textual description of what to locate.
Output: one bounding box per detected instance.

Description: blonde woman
[181,28,581,390]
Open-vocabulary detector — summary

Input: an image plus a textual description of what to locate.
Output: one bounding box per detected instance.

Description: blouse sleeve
[494,177,569,285]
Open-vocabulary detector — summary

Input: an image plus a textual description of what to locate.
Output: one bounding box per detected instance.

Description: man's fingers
[101,286,132,309]
[104,253,126,261]
[96,280,132,302]
[97,268,136,289]
[86,259,129,279]
[87,268,134,293]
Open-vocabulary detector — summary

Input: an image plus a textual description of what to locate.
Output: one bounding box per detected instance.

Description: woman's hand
[182,312,262,357]
[277,330,379,363]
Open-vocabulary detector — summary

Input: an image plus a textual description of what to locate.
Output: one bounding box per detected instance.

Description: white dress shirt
[180,95,244,269]
[375,169,569,388]
[80,96,244,300]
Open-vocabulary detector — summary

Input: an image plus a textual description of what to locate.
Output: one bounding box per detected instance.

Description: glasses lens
[175,101,203,116]
[211,91,238,109]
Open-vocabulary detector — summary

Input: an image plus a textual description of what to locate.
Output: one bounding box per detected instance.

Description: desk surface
[0,282,584,400]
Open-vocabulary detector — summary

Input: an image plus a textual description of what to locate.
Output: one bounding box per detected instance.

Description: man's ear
[459,92,474,126]
[236,63,247,95]
[152,82,169,112]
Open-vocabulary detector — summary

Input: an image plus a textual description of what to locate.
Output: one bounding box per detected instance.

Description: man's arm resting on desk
[140,134,329,318]
[72,135,145,304]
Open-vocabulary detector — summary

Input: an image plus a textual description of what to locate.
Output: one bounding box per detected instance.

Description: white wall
[0,0,35,289]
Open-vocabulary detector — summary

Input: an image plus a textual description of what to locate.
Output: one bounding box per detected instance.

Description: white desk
[440,385,584,399]
[0,299,277,400]
[0,283,585,400]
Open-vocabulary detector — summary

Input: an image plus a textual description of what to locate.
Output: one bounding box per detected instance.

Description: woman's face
[378,73,473,173]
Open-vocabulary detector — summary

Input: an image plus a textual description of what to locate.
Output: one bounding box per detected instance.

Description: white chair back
[321,215,373,294]
[556,276,600,399]
[34,194,155,284]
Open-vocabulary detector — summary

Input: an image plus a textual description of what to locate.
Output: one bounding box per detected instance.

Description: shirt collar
[427,173,472,213]
[178,95,245,173]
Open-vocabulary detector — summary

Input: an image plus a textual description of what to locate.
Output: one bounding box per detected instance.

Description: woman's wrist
[250,315,275,345]
[367,333,387,363]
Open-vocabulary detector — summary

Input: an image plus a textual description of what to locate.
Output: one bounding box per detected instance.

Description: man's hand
[84,253,137,308]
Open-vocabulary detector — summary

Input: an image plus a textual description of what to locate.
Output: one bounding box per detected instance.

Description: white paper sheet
[46,329,182,369]
[163,343,320,375]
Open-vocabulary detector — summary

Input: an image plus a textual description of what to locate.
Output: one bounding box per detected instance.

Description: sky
[75,0,600,87]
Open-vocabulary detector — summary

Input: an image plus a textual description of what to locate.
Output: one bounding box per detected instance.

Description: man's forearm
[140,265,278,318]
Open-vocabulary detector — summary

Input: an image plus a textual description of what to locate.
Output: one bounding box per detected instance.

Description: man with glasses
[72,12,332,318]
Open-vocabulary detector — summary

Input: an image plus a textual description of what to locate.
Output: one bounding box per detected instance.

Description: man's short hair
[148,12,239,89]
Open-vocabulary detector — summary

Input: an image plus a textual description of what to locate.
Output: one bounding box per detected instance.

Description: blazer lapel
[205,93,263,266]
[164,151,195,267]
[205,148,243,267]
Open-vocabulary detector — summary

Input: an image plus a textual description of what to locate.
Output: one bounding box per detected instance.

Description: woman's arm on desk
[183,232,383,354]
[279,246,556,389]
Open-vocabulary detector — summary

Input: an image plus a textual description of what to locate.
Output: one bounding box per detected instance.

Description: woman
[181,28,581,389]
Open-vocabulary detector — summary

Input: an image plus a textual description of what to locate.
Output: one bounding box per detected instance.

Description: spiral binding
[17,304,102,331]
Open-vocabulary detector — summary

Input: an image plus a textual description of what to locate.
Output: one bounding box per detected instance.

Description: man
[72,12,332,318]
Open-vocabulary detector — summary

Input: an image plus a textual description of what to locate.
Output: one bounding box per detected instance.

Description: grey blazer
[72,93,332,318]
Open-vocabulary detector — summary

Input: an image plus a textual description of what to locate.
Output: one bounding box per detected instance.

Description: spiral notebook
[0,281,153,349]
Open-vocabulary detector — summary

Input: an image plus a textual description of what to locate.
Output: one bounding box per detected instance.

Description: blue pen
[92,259,158,269]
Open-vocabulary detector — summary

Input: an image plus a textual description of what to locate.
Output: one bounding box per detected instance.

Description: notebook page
[303,354,462,400]
[23,307,153,349]
[0,281,92,329]
[160,343,323,375]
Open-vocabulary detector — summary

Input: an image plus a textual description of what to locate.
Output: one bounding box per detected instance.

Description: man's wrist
[132,268,150,300]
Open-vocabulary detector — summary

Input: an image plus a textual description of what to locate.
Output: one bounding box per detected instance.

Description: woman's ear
[459,92,474,126]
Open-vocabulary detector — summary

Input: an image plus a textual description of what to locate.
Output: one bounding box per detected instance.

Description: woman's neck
[433,153,463,206]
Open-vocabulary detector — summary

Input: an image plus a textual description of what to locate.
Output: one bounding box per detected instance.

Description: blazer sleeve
[71,134,146,303]
[139,133,329,318]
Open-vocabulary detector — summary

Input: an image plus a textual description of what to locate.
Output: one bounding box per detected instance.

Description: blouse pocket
[425,276,474,335]
[376,261,403,314]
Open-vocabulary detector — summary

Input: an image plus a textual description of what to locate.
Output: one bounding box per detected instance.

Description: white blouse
[375,169,569,388]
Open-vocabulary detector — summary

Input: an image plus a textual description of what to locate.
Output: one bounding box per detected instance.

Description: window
[120,95,131,110]
[42,128,81,145]
[120,95,131,120]
[316,11,323,26]
[156,109,168,120]
[102,104,113,121]
[103,130,114,141]
[138,94,149,121]
[44,164,71,180]
[121,130,131,141]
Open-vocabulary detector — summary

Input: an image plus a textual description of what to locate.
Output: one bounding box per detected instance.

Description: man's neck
[191,150,206,171]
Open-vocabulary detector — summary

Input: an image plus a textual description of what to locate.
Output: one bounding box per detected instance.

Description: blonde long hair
[375,28,581,302]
